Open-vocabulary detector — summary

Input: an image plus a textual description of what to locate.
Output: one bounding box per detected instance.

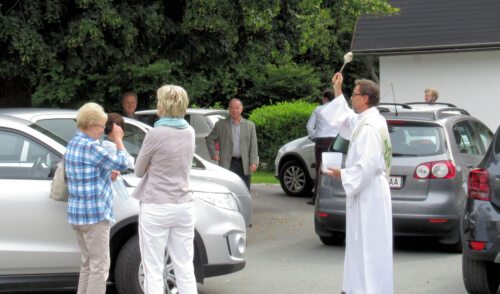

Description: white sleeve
[306,109,318,139]
[319,94,358,140]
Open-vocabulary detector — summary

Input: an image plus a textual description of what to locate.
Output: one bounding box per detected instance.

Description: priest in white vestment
[320,72,393,294]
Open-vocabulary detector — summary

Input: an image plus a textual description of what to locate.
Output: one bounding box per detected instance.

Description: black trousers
[312,137,335,199]
[230,157,251,189]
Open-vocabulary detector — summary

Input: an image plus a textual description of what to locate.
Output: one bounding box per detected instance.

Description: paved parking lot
[198,184,469,294]
[24,184,476,294]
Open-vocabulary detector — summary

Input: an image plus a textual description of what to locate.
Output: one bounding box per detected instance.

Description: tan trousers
[72,221,111,294]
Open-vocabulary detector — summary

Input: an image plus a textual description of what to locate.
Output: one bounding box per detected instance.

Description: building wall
[379,50,500,131]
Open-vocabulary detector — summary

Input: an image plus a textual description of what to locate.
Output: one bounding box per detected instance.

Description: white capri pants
[139,201,197,294]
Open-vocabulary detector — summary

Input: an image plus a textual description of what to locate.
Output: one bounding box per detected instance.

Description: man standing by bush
[306,89,337,204]
[206,98,259,189]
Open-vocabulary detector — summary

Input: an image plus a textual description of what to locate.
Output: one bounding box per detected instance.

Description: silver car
[1,108,252,228]
[135,108,229,163]
[273,102,461,197]
[0,110,248,293]
[274,136,316,196]
[315,107,493,251]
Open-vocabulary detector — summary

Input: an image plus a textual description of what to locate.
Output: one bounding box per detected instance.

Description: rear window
[329,122,445,157]
[389,122,444,157]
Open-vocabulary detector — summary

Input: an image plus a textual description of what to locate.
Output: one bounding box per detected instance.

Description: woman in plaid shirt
[65,102,128,294]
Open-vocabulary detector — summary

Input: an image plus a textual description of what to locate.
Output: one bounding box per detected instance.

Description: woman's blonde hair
[156,85,189,118]
[76,102,107,130]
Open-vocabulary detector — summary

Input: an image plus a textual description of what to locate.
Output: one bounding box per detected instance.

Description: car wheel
[114,235,179,294]
[462,254,500,294]
[279,159,313,197]
[319,232,345,246]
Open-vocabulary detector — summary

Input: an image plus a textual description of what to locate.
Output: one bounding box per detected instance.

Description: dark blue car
[461,125,500,294]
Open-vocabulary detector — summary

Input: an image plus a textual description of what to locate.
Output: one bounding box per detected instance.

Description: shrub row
[249,100,317,171]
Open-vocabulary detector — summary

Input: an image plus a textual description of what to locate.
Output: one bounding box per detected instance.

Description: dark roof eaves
[352,43,500,56]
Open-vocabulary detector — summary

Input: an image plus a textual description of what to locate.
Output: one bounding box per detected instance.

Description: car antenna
[391,83,399,116]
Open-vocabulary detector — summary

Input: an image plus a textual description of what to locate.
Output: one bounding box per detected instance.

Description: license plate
[389,176,402,189]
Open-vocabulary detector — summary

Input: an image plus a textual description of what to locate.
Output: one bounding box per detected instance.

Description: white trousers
[139,202,197,294]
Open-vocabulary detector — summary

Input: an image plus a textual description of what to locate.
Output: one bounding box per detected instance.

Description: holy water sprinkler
[339,52,353,73]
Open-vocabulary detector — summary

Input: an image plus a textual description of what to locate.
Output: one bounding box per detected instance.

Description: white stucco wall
[379,50,500,131]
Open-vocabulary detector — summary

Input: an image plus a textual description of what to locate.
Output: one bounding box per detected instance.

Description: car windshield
[28,123,69,147]
[205,113,227,128]
[31,119,204,170]
[329,122,445,157]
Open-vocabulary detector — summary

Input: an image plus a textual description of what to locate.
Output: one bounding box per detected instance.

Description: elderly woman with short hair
[132,85,196,294]
[65,102,128,294]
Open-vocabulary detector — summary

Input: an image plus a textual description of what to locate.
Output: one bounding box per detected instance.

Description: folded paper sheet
[321,152,343,173]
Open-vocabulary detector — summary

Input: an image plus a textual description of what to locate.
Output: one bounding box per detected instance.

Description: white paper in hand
[321,152,343,173]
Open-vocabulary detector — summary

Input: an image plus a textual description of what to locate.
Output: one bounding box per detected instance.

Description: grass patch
[252,170,279,184]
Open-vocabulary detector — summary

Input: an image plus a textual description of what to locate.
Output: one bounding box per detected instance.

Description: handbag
[50,160,69,202]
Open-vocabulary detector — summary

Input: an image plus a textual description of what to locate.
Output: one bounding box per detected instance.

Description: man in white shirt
[321,72,393,294]
[306,89,338,204]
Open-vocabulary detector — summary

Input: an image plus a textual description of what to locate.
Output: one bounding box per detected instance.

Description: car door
[470,120,493,154]
[0,128,80,275]
[452,120,490,169]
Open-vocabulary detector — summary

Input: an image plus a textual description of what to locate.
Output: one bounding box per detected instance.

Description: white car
[135,108,229,163]
[274,136,316,196]
[0,109,249,293]
[5,108,252,228]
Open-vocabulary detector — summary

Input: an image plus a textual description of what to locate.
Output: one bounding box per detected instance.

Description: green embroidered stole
[349,113,392,178]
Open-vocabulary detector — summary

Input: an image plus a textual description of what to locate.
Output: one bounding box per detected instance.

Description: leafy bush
[250,100,317,171]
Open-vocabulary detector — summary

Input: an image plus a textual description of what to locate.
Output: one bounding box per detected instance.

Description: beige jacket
[132,125,195,204]
[206,118,259,175]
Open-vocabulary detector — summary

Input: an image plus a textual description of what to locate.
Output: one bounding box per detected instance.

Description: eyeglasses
[351,92,364,98]
[94,124,106,129]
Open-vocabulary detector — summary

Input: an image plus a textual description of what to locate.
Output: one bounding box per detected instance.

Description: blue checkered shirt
[65,131,128,225]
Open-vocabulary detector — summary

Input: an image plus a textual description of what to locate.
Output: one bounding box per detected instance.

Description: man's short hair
[122,91,137,102]
[322,89,335,102]
[229,98,243,108]
[355,79,380,107]
[425,88,439,101]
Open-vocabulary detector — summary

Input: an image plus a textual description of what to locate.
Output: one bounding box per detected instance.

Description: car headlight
[193,191,239,211]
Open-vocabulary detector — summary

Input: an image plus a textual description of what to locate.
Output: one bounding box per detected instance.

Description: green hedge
[250,100,317,171]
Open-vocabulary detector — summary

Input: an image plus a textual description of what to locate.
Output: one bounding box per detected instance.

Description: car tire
[319,232,345,246]
[279,159,313,197]
[114,235,143,294]
[462,254,500,294]
[114,234,179,294]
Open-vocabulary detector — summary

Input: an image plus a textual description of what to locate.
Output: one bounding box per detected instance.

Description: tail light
[468,169,490,201]
[413,160,456,179]
[468,241,487,251]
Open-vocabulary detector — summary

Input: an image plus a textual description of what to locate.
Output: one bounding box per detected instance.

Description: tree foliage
[0,0,397,111]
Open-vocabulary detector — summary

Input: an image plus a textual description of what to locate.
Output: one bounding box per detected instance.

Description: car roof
[135,108,228,116]
[0,113,32,126]
[0,108,78,121]
[380,106,471,124]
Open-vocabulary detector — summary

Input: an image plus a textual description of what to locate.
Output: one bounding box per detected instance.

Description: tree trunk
[0,77,32,107]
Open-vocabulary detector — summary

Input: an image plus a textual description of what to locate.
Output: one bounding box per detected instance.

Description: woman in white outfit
[132,85,196,294]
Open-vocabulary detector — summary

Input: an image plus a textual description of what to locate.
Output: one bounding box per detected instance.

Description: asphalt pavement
[198,183,469,294]
[24,183,477,294]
